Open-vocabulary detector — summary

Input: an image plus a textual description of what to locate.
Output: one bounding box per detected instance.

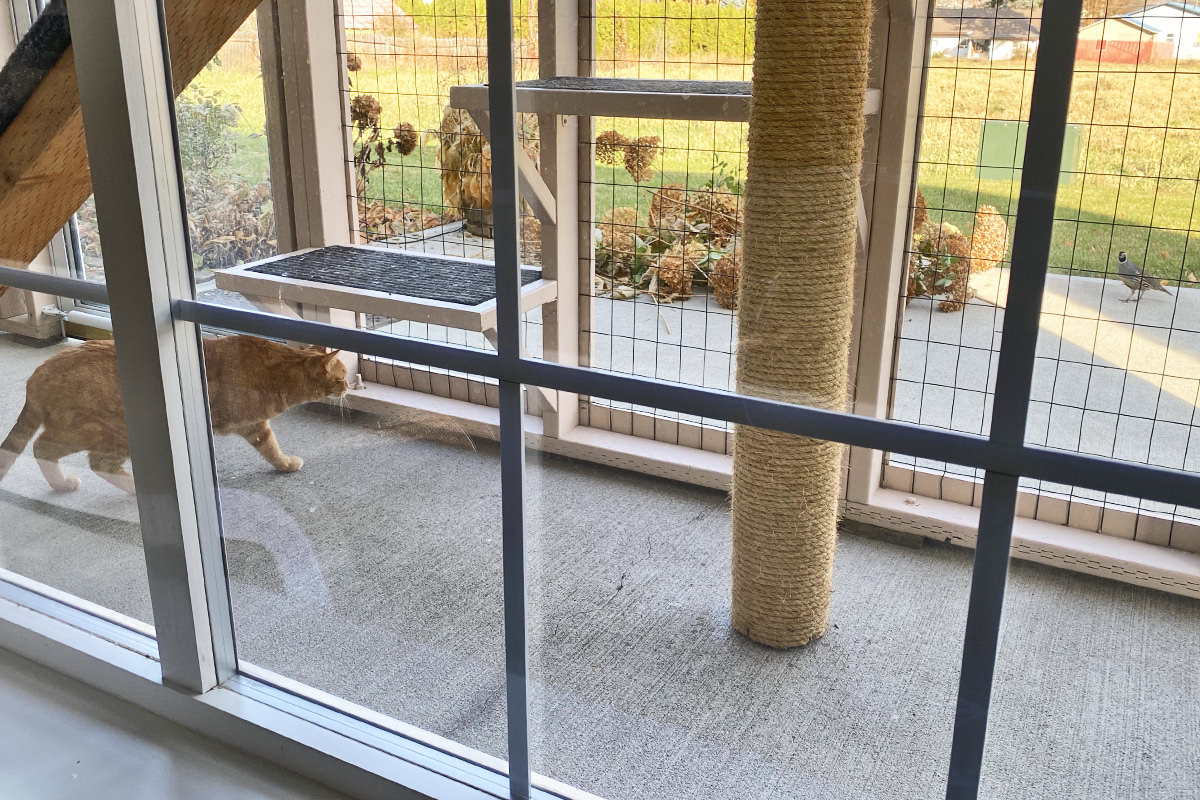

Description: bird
[1115,251,1172,302]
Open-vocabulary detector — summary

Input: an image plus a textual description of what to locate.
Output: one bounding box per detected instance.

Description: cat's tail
[0,402,42,483]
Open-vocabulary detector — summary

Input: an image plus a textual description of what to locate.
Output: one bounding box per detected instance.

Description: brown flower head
[393,122,419,156]
[350,94,382,130]
[623,136,661,183]
[596,130,629,165]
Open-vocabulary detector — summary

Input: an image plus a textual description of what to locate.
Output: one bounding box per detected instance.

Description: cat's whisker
[444,418,478,453]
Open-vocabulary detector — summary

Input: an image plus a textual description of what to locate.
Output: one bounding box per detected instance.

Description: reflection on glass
[982,544,1200,799]
[0,334,152,626]
[199,330,507,762]
[526,420,972,799]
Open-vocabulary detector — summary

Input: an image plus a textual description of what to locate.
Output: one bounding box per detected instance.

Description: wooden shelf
[449,77,882,122]
[215,244,556,333]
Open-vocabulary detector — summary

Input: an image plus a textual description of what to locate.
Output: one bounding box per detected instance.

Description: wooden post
[845,0,930,508]
[536,0,582,438]
[258,0,358,375]
[262,0,357,252]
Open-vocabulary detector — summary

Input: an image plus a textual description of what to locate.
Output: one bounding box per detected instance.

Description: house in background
[1126,1,1200,59]
[930,6,1041,61]
[1077,2,1200,63]
[342,0,416,38]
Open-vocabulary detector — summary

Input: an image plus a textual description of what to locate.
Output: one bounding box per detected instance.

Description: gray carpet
[0,335,1197,800]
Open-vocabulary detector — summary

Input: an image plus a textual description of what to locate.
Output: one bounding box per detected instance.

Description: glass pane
[0,336,153,628]
[195,327,507,763]
[2,10,274,289]
[894,2,1200,544]
[525,414,972,799]
[587,115,746,413]
[982,491,1200,798]
[582,0,752,434]
[177,14,276,303]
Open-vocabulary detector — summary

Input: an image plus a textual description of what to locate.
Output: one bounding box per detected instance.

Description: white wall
[1128,5,1200,59]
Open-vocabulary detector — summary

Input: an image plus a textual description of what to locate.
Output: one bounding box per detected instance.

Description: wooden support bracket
[457,107,558,226]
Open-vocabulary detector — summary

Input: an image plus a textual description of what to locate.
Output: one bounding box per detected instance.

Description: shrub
[175,85,241,175]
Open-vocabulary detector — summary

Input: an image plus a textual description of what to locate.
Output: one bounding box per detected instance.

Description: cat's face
[309,350,349,400]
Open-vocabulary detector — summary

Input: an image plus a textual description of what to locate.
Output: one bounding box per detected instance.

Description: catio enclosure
[322,0,1200,556]
[335,0,763,437]
[2,2,1195,563]
[894,1,1200,550]
[88,0,1200,555]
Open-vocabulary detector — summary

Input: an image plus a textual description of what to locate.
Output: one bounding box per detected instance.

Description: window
[1,2,1198,800]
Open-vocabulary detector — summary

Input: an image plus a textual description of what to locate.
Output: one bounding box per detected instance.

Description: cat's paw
[278,456,304,473]
[52,476,81,493]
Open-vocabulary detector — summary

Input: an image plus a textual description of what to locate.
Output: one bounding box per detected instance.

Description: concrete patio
[2,331,1199,800]
[251,230,1200,502]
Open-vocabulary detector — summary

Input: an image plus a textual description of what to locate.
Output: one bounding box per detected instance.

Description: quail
[1115,251,1172,302]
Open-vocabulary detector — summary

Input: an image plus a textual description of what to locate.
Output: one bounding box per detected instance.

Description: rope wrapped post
[731,0,872,648]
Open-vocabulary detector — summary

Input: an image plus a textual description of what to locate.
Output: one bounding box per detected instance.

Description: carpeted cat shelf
[0,0,261,270]
[730,0,872,648]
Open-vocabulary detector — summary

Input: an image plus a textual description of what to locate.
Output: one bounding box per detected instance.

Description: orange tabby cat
[0,335,348,494]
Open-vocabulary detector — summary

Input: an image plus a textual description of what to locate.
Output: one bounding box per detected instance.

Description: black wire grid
[894,0,1200,548]
[336,0,542,398]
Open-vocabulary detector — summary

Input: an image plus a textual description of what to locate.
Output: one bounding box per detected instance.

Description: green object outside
[977,120,1081,184]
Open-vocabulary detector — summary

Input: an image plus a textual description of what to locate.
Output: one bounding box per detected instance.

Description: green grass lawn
[189,41,1200,284]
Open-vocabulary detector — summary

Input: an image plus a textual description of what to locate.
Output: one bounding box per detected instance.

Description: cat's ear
[321,349,342,365]
[304,344,328,354]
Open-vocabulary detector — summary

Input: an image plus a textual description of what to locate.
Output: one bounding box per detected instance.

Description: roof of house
[1099,2,1200,35]
[930,7,1041,42]
[342,0,409,24]
[1139,2,1200,17]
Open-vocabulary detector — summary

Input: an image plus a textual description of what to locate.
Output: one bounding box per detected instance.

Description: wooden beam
[450,80,884,123]
[845,0,931,506]
[534,0,582,437]
[0,0,262,266]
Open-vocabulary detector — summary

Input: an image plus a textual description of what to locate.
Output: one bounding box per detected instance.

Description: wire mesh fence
[337,0,543,398]
[333,0,757,426]
[892,0,1200,547]
[586,117,746,435]
[579,1,753,439]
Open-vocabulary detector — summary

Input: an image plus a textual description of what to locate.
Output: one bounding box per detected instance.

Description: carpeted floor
[0,334,1197,800]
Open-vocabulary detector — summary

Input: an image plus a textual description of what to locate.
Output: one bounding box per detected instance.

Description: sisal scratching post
[731,0,872,648]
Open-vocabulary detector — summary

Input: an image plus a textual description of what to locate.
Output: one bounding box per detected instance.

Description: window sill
[0,581,512,800]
